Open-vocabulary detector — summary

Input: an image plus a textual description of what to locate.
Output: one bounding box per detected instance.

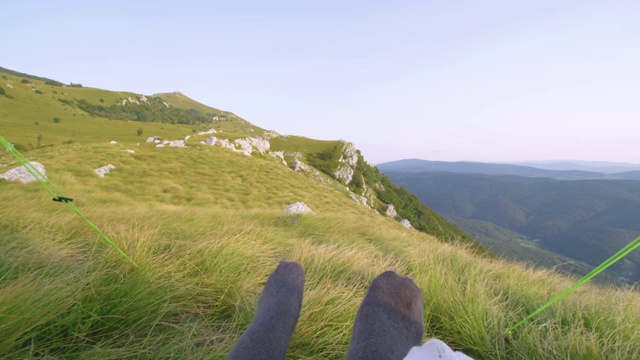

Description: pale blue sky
[2,1,639,164]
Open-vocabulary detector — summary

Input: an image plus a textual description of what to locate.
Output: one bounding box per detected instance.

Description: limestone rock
[339,142,359,167]
[234,138,253,155]
[386,204,398,219]
[283,202,314,215]
[270,151,287,166]
[168,140,185,148]
[334,164,354,184]
[110,140,118,144]
[0,162,46,184]
[400,219,413,228]
[263,130,280,139]
[95,164,115,178]
[332,142,360,184]
[123,149,135,153]
[292,160,309,172]
[198,128,217,136]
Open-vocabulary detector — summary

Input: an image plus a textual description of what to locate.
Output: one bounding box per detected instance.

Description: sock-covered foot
[346,271,424,360]
[227,261,305,360]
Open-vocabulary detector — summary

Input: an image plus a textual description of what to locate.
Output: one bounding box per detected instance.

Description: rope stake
[1,135,138,268]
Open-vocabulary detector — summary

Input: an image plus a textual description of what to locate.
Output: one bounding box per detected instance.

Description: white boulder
[0,162,46,184]
[95,164,115,178]
[168,140,185,148]
[283,202,314,215]
[400,219,413,228]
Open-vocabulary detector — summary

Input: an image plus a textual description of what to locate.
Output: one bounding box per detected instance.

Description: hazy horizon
[375,158,640,168]
[2,1,639,165]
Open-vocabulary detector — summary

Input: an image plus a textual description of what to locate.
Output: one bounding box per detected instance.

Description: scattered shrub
[0,86,5,96]
[45,80,64,86]
[69,82,83,87]
[62,139,75,145]
[58,98,74,106]
[36,135,43,148]
[52,117,61,123]
[34,89,43,95]
[99,98,104,103]
[21,79,30,84]
[136,128,143,136]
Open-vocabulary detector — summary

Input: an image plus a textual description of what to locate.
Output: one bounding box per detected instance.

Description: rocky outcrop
[400,219,413,228]
[334,165,355,184]
[95,164,115,178]
[270,151,287,166]
[121,97,140,106]
[333,141,360,184]
[0,162,46,184]
[292,160,309,172]
[386,204,398,219]
[283,202,314,215]
[203,136,271,157]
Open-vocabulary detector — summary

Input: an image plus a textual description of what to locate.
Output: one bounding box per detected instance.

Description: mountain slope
[1,68,639,359]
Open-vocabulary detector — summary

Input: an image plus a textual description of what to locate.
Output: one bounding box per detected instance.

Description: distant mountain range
[515,160,640,174]
[379,159,640,285]
[377,159,640,180]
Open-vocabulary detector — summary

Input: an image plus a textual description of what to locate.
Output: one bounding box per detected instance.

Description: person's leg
[227,261,305,360]
[346,271,424,360]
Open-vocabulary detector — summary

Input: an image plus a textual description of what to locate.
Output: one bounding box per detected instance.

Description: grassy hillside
[1,69,640,359]
[385,171,640,284]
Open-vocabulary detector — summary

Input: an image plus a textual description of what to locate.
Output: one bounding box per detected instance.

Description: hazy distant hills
[377,159,640,180]
[379,160,640,284]
[516,160,640,174]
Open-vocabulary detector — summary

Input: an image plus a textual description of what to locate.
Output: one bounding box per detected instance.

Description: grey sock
[346,271,425,360]
[227,261,305,360]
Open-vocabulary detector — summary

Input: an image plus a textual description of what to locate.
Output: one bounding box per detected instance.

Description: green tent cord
[506,234,640,335]
[1,135,138,268]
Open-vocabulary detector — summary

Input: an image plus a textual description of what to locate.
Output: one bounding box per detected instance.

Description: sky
[2,0,639,164]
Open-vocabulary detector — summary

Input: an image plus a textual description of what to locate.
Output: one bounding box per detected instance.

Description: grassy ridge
[1,68,640,358]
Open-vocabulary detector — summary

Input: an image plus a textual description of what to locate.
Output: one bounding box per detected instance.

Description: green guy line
[1,135,138,268]
[507,234,640,334]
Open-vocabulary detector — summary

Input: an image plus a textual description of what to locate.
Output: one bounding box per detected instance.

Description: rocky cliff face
[333,142,359,184]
